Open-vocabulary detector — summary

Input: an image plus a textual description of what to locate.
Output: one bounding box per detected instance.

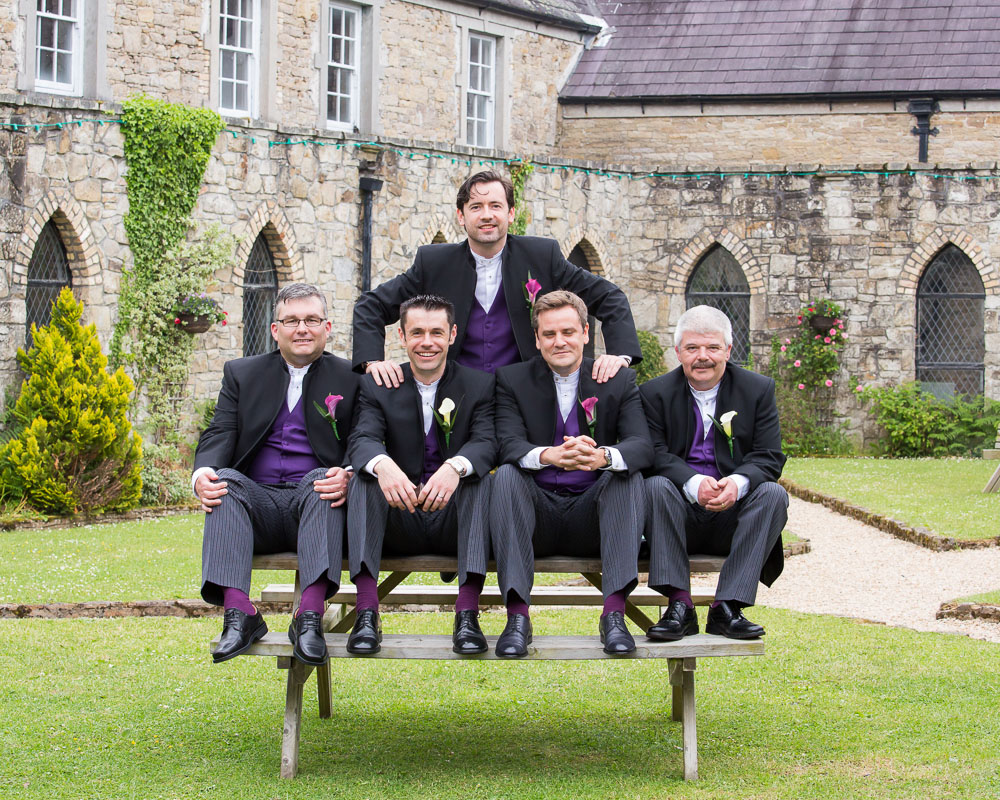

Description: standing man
[490,291,653,657]
[346,295,496,655]
[196,283,360,667]
[352,170,641,384]
[641,305,788,641]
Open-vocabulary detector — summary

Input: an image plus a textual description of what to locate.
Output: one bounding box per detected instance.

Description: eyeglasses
[275,317,326,329]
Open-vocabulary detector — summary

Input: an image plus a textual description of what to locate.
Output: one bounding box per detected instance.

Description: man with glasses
[195,283,360,667]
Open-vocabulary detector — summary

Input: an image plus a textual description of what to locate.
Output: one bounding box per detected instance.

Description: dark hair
[456,170,515,211]
[399,294,455,330]
[273,283,328,319]
[531,290,588,331]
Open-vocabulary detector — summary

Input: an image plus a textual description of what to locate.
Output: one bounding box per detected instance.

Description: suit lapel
[576,358,598,437]
[715,368,735,471]
[501,239,533,359]
[529,357,558,444]
[450,246,479,356]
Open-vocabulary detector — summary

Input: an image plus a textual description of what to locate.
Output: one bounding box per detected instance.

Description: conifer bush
[0,289,142,514]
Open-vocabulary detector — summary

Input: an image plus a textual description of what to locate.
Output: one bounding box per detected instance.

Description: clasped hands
[540,435,607,471]
[374,458,459,513]
[697,475,739,512]
[194,466,352,513]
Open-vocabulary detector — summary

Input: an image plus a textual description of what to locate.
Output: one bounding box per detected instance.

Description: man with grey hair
[640,305,788,640]
[195,283,360,667]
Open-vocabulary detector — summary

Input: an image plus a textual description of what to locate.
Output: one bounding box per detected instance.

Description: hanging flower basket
[174,312,213,334]
[808,314,837,333]
[172,293,227,334]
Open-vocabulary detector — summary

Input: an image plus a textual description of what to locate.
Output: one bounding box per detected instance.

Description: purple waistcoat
[457,284,520,374]
[535,403,599,495]
[246,396,323,485]
[421,425,444,484]
[687,399,722,480]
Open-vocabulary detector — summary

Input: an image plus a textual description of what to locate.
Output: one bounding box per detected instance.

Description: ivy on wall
[111,95,230,440]
[509,160,534,235]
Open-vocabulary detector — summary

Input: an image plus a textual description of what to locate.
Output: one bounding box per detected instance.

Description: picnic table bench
[210,553,765,781]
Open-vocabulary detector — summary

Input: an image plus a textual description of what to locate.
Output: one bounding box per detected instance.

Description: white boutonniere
[432,397,458,447]
[708,410,737,457]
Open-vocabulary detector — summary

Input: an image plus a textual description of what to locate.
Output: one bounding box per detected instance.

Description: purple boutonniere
[313,393,343,440]
[580,396,598,437]
[523,272,542,310]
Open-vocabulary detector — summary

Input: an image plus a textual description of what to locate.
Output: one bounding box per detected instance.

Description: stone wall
[2,99,999,441]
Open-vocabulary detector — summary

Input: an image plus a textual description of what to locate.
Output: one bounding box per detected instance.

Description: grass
[783,458,1000,542]
[951,591,1000,605]
[2,608,1000,799]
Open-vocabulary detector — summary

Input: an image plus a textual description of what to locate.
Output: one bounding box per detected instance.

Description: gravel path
[756,497,1000,643]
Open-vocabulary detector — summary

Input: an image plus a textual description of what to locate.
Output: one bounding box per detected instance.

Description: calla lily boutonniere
[313,393,343,440]
[432,396,458,446]
[708,409,737,457]
[580,396,598,437]
[523,272,542,310]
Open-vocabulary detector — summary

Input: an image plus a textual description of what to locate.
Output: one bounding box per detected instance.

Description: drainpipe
[907,98,939,164]
[358,176,383,294]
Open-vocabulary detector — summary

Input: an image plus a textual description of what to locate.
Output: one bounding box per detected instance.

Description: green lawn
[952,591,1000,605]
[2,609,999,799]
[783,458,1000,542]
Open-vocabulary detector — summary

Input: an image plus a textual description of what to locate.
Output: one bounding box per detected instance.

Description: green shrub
[139,443,193,507]
[0,289,142,514]
[858,381,1000,457]
[635,330,667,384]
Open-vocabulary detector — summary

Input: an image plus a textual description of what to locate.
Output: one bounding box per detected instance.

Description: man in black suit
[352,170,641,385]
[345,295,496,655]
[640,305,788,641]
[195,283,359,667]
[490,290,653,657]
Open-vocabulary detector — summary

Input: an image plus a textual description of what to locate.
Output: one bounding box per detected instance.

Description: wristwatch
[600,446,612,468]
[445,458,468,478]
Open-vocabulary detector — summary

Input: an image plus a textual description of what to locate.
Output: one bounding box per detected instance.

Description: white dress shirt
[683,382,750,504]
[519,367,626,471]
[472,250,503,312]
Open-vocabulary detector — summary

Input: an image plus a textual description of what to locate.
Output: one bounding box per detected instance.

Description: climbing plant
[509,160,534,235]
[111,95,229,440]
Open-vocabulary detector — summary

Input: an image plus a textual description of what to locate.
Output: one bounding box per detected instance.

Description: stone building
[1,0,998,437]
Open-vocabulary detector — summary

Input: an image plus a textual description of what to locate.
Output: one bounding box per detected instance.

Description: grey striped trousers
[200,467,345,606]
[346,473,491,586]
[489,463,644,604]
[644,476,788,606]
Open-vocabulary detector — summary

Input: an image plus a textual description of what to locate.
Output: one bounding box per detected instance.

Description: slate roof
[561,0,1000,101]
[465,0,605,32]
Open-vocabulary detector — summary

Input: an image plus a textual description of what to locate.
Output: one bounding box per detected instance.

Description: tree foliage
[1,289,142,514]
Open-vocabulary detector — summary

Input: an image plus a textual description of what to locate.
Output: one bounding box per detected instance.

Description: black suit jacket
[351,235,642,369]
[495,356,653,475]
[347,361,497,484]
[638,363,786,492]
[194,350,360,473]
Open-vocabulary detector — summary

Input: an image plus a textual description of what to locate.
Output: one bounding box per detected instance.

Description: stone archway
[233,202,303,283]
[899,227,997,295]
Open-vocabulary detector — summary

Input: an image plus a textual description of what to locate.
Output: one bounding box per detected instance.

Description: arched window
[26,219,72,350]
[567,242,598,359]
[916,244,985,398]
[686,245,750,365]
[243,233,278,357]
[431,231,447,244]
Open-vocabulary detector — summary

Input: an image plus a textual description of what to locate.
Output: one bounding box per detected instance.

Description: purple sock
[601,589,626,618]
[455,574,485,613]
[506,591,530,618]
[223,587,256,616]
[353,568,379,611]
[668,588,695,609]
[297,577,330,615]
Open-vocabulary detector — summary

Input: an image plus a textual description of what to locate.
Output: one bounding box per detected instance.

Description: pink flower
[824,337,831,344]
[796,316,803,324]
[324,394,344,417]
[221,320,227,326]
[525,277,542,304]
[815,334,822,340]
[793,360,801,367]
[797,383,805,390]
[829,328,837,336]
[841,333,848,339]
[581,396,598,424]
[780,345,787,352]
[855,385,863,392]
[834,319,842,325]
[825,379,833,387]
[174,317,181,324]
[784,338,791,344]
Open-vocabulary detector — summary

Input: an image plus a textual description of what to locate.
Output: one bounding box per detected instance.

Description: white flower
[438,397,456,426]
[719,410,737,437]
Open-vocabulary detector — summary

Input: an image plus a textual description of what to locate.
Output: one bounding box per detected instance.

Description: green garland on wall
[509,160,534,235]
[111,95,229,440]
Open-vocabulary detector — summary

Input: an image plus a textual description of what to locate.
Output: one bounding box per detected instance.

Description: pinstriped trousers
[644,476,788,606]
[200,467,345,606]
[489,464,643,603]
[346,473,491,586]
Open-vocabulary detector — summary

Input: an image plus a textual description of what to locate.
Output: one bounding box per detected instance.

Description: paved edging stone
[1,504,199,532]
[937,602,1000,623]
[780,478,1000,552]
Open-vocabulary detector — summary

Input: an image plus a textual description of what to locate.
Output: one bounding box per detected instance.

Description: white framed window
[326,2,360,129]
[218,0,260,117]
[34,0,81,95]
[466,33,496,148]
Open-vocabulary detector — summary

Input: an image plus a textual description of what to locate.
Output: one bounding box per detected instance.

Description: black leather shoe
[647,600,699,641]
[346,609,382,655]
[214,608,268,663]
[599,611,636,655]
[288,610,328,666]
[452,610,488,654]
[440,571,457,583]
[706,600,765,639]
[496,613,532,658]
